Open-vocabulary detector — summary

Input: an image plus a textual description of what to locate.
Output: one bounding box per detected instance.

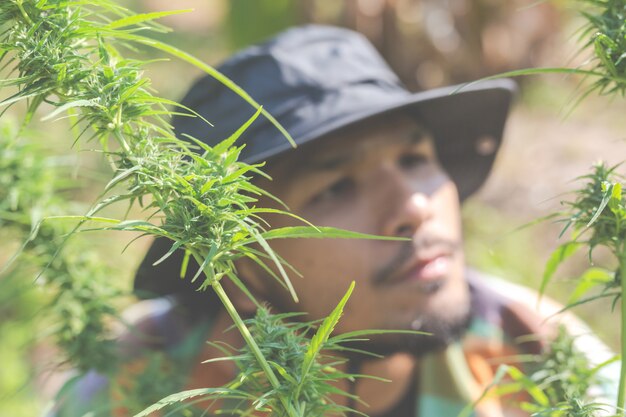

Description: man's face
[246,114,470,356]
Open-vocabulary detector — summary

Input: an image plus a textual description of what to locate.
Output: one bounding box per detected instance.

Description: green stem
[16,0,34,26]
[192,254,298,417]
[112,128,131,154]
[618,245,626,414]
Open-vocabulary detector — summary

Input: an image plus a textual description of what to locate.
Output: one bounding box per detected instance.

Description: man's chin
[340,309,472,359]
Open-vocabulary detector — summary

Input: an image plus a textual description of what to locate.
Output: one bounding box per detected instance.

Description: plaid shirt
[50,270,618,417]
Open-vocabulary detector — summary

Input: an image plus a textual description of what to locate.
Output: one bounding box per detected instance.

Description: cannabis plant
[538,163,625,414]
[0,121,121,374]
[462,168,625,415]
[459,327,609,417]
[578,0,626,98]
[0,1,404,415]
[458,1,626,415]
[135,282,413,417]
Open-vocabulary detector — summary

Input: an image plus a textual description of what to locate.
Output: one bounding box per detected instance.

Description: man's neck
[341,352,418,415]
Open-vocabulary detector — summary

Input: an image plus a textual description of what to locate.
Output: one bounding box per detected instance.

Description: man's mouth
[387,251,452,288]
[408,254,452,282]
[373,239,459,289]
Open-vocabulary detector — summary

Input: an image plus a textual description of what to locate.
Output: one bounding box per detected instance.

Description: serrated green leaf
[225,270,261,309]
[301,281,354,381]
[152,240,183,266]
[540,242,582,298]
[269,361,298,385]
[0,76,31,88]
[587,182,613,227]
[1,89,48,108]
[133,387,249,417]
[214,106,263,155]
[191,242,219,284]
[506,366,549,407]
[104,165,141,193]
[200,178,217,194]
[236,226,407,247]
[236,208,318,230]
[458,365,512,417]
[608,182,623,214]
[44,215,121,224]
[452,67,604,94]
[105,9,192,30]
[568,267,614,304]
[40,99,101,122]
[182,195,211,214]
[221,164,258,184]
[239,219,298,302]
[111,220,159,231]
[134,96,213,127]
[332,328,428,341]
[98,31,295,147]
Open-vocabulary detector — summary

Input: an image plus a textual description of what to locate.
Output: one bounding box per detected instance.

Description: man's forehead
[312,127,428,169]
[274,115,432,173]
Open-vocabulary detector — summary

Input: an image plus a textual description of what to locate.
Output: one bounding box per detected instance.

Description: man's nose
[377,169,434,238]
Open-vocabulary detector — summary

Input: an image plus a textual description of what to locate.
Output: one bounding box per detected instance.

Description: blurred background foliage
[1,0,625,416]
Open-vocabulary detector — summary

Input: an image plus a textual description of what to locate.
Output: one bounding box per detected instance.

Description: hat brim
[245,78,516,200]
[134,78,516,299]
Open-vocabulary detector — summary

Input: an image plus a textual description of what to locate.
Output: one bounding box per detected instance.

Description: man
[53,25,615,417]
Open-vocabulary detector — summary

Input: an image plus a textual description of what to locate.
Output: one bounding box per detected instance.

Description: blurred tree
[227,0,299,49]
[131,0,566,91]
[298,0,564,89]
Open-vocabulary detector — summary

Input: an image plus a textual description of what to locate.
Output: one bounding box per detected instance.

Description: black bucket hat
[134,24,516,299]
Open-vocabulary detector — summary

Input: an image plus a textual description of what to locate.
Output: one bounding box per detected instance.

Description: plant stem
[194,254,298,417]
[617,243,626,415]
[113,129,131,155]
[15,0,34,25]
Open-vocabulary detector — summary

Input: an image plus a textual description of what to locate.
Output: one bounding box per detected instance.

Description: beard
[339,294,472,359]
[260,239,471,359]
[347,239,471,358]
[264,285,471,359]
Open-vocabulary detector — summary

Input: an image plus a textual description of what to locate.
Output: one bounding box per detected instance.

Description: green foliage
[579,0,626,97]
[227,0,298,49]
[136,284,423,417]
[0,118,125,417]
[120,352,190,415]
[519,2,626,410]
[519,328,610,417]
[0,121,121,374]
[456,1,626,113]
[0,2,408,416]
[539,163,625,298]
[532,162,626,413]
[530,327,599,404]
[464,329,609,417]
[561,163,625,255]
[155,286,368,417]
[0,122,54,229]
[133,387,254,417]
[0,121,53,415]
[230,307,359,417]
[0,0,346,305]
[44,241,120,373]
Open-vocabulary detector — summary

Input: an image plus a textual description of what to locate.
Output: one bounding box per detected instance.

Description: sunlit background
[1,1,625,415]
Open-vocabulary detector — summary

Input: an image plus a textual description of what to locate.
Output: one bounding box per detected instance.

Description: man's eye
[398,153,428,169]
[311,177,355,204]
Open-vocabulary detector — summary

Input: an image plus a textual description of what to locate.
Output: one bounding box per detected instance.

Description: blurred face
[246,114,470,356]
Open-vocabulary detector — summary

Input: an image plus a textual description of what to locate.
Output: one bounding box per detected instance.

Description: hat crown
[232,25,401,90]
[174,25,409,157]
